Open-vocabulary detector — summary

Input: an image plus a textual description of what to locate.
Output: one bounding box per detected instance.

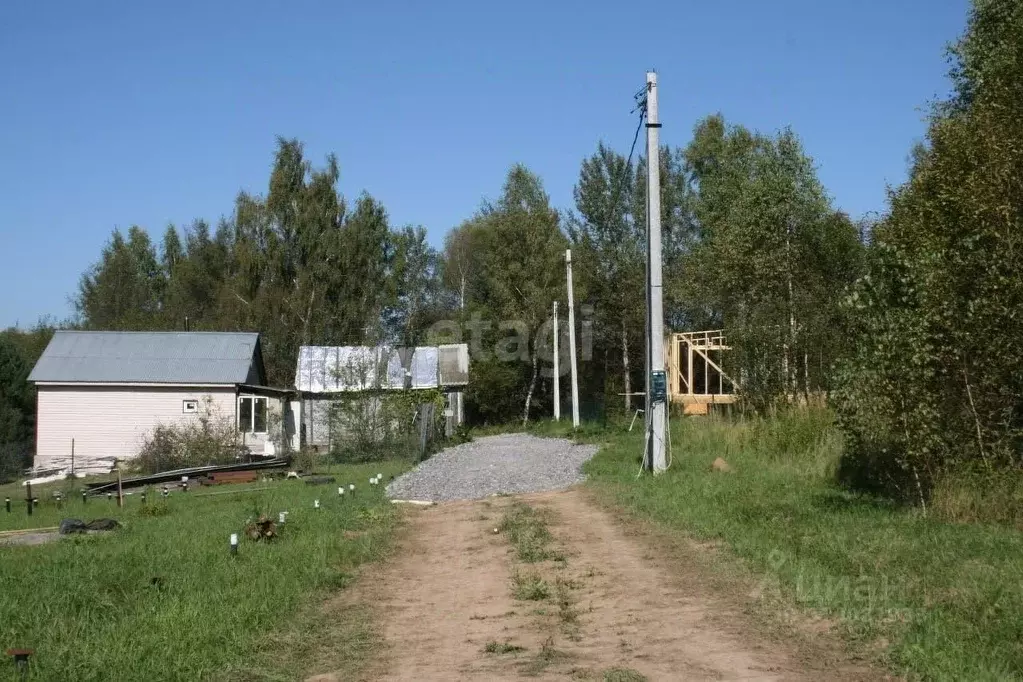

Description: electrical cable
[607,101,647,229]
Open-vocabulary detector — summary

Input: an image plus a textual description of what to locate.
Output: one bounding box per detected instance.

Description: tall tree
[76,226,166,330]
[568,143,645,413]
[385,225,440,346]
[468,165,567,424]
[0,334,33,480]
[834,0,1023,500]
[441,220,485,311]
[682,115,861,405]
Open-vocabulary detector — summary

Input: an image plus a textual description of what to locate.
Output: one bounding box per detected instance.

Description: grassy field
[0,461,408,681]
[573,410,1023,681]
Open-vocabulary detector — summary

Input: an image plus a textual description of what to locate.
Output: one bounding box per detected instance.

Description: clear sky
[0,0,970,328]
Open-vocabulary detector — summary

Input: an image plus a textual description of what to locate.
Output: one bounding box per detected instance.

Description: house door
[238,395,269,454]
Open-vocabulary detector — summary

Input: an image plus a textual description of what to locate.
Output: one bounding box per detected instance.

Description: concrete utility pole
[645,71,667,473]
[553,301,560,421]
[565,249,581,428]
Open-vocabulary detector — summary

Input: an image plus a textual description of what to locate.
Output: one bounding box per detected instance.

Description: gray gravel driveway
[386,433,598,502]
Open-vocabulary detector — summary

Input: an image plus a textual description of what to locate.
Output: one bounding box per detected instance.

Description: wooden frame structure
[668,330,738,414]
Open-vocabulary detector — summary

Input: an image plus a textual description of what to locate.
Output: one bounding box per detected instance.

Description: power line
[606,92,648,228]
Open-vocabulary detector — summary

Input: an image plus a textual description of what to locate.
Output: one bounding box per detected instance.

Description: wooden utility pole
[553,301,561,421]
[645,71,667,474]
[565,250,581,428]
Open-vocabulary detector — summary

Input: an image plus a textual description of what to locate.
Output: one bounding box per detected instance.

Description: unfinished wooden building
[668,330,738,414]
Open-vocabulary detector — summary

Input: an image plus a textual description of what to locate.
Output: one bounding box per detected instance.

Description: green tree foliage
[65,124,862,433]
[385,225,442,346]
[77,226,165,329]
[75,139,413,387]
[0,333,35,480]
[834,0,1023,500]
[682,115,862,407]
[568,143,645,414]
[438,166,567,424]
[477,166,567,423]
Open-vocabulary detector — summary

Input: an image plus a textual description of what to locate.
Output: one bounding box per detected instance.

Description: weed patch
[512,571,551,601]
[520,636,572,676]
[602,667,648,682]
[483,640,526,654]
[500,502,562,562]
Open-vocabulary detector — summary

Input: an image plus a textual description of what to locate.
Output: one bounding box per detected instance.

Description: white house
[28,331,295,473]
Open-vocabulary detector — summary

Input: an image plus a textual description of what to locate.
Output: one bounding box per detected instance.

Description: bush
[138,500,171,517]
[326,391,444,463]
[0,441,30,483]
[134,397,242,474]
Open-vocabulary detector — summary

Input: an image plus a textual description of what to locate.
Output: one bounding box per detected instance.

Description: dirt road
[341,488,874,682]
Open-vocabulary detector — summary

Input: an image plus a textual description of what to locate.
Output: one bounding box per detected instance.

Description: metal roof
[29,331,264,385]
[295,343,469,393]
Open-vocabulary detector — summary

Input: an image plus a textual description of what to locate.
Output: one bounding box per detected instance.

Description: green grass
[0,461,408,681]
[483,640,526,654]
[499,502,562,563]
[511,571,551,601]
[601,667,648,682]
[583,410,1023,681]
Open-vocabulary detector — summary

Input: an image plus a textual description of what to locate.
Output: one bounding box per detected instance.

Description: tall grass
[0,462,406,680]
[584,408,1023,681]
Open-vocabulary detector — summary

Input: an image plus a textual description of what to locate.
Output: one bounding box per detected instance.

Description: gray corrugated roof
[29,331,263,385]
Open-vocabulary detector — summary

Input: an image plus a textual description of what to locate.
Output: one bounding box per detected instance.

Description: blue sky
[0,0,970,328]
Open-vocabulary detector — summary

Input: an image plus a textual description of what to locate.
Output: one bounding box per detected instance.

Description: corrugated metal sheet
[295,343,468,393]
[438,344,469,386]
[29,331,261,385]
[410,347,439,389]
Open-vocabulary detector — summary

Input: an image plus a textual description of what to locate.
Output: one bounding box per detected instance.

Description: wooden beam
[690,346,738,390]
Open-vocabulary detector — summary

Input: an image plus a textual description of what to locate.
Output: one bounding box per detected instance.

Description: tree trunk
[522,353,539,426]
[459,275,466,310]
[301,288,316,346]
[622,320,631,413]
[784,219,797,399]
[803,351,811,402]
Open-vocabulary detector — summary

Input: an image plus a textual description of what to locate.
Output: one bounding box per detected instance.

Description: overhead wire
[607,91,648,227]
[616,91,651,480]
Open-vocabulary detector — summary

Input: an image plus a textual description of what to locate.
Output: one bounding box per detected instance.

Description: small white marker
[230,533,239,555]
[349,484,355,492]
[338,486,344,496]
[278,512,286,524]
[314,499,320,510]
[369,477,376,486]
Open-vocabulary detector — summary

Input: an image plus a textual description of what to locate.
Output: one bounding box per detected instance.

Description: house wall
[300,391,465,451]
[34,385,237,472]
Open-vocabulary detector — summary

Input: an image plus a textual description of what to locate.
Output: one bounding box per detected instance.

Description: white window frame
[238,396,268,434]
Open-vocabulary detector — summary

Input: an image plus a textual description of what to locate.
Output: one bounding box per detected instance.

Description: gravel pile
[386,433,598,502]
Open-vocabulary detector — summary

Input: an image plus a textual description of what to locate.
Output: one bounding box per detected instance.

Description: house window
[182,399,199,414]
[239,397,268,434]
